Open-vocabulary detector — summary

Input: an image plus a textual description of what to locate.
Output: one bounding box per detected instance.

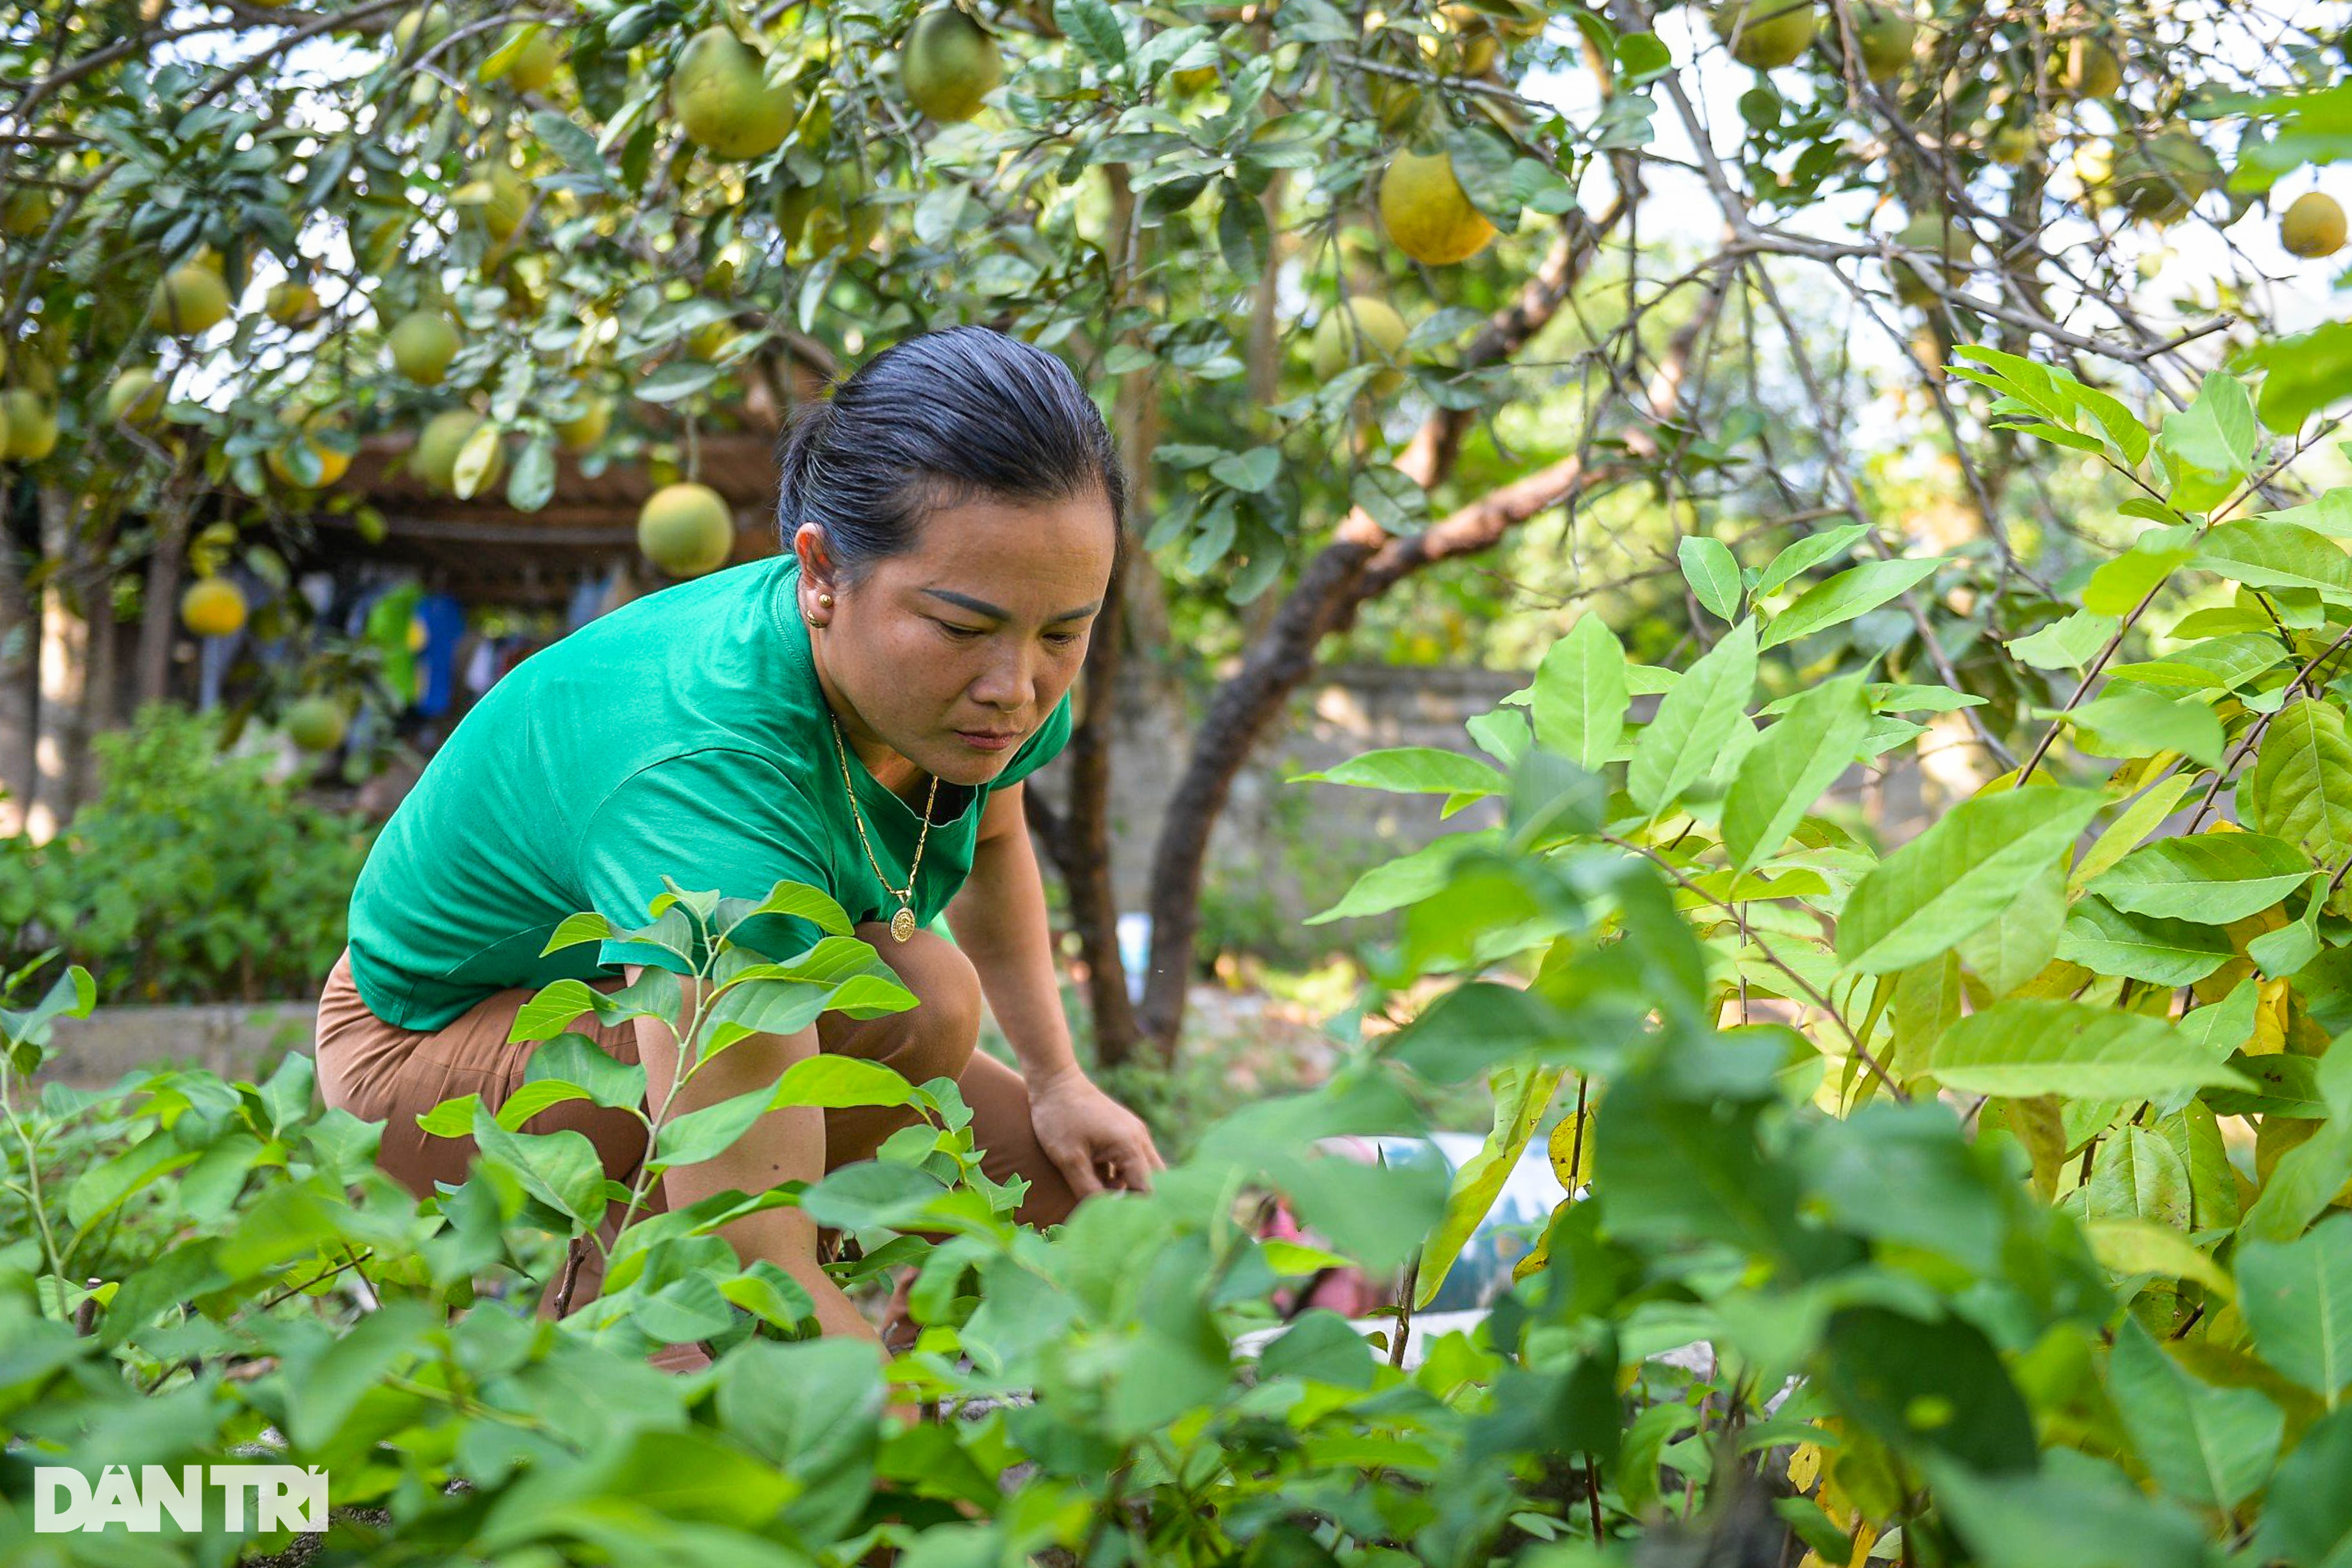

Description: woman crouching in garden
[310,325,1164,1370]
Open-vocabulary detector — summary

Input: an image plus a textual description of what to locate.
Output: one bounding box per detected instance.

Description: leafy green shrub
[0,704,374,1004]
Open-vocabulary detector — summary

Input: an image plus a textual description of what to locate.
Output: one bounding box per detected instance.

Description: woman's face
[795,489,1116,790]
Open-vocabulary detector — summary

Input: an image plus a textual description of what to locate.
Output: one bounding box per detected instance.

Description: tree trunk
[29,486,87,842]
[0,484,37,838]
[1133,196,1658,1056]
[80,512,121,761]
[134,486,192,711]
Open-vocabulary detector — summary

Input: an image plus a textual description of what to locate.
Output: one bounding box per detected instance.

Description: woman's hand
[1028,1073,1164,1196]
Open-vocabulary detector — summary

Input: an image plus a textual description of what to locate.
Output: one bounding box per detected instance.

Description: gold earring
[817,593,833,607]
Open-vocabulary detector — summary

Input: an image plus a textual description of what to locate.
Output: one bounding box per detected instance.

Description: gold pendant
[891,906,917,942]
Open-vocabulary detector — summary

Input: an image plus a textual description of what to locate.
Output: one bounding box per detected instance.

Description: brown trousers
[313,925,1076,1367]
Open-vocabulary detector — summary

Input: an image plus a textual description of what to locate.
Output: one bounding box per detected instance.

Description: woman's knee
[857,923,982,1087]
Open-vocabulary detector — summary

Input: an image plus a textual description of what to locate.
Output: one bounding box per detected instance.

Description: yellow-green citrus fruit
[2112,129,2221,224]
[670,28,796,161]
[554,394,610,453]
[2,186,51,237]
[503,26,563,92]
[149,264,231,335]
[1893,215,1970,307]
[1378,149,1497,266]
[637,482,735,577]
[791,168,884,256]
[479,164,531,243]
[390,4,446,53]
[1850,3,1916,81]
[901,7,1004,123]
[1169,65,1219,95]
[388,309,461,384]
[2281,191,2347,259]
[285,697,348,752]
[266,411,352,489]
[2058,32,2121,98]
[1421,7,1499,76]
[0,390,58,461]
[265,280,319,325]
[181,578,247,638]
[1713,0,1816,68]
[105,367,167,425]
[688,316,737,360]
[1989,123,2041,165]
[1310,298,1411,397]
[1370,77,1425,138]
[413,407,500,493]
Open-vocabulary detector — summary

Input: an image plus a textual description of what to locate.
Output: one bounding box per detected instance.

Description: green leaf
[508,978,603,1044]
[1924,1000,2255,1098]
[1837,788,2104,974]
[1933,1450,2210,1568]
[2106,1318,2281,1512]
[2236,1216,2352,1403]
[540,911,614,956]
[1295,747,1504,797]
[2008,609,2119,672]
[653,1082,783,1171]
[2248,698,2352,861]
[2159,371,2260,479]
[1629,619,1757,818]
[2082,545,2193,617]
[2194,519,2352,601]
[2087,1126,2191,1228]
[1677,537,1742,621]
[1722,675,1871,873]
[283,1298,439,1452]
[2239,319,2352,434]
[1414,1064,1563,1309]
[2086,833,2314,924]
[1754,523,1870,598]
[1306,830,1502,924]
[1759,558,1940,651]
[2066,687,2225,767]
[1956,860,2067,996]
[2085,1218,2236,1299]
[1055,0,1129,69]
[747,880,853,936]
[470,1102,606,1226]
[2075,775,2196,887]
[2055,896,2232,986]
[768,1054,919,1110]
[2248,1405,2352,1566]
[523,1032,648,1112]
[1209,446,1281,492]
[1532,615,1628,775]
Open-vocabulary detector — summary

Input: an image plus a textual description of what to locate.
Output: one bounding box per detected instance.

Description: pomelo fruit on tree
[1311,298,1411,396]
[265,280,319,325]
[476,164,531,243]
[390,4,446,53]
[501,25,563,91]
[2057,31,2121,97]
[553,392,610,453]
[1712,0,1816,68]
[2112,129,2221,224]
[149,263,230,335]
[901,8,1004,123]
[0,391,58,461]
[181,578,247,638]
[285,697,348,752]
[388,309,461,384]
[1849,3,1915,80]
[413,408,501,494]
[638,483,735,577]
[266,410,352,489]
[104,367,167,425]
[670,28,797,160]
[2,186,50,237]
[2281,191,2347,258]
[1378,149,1497,266]
[1892,215,1971,307]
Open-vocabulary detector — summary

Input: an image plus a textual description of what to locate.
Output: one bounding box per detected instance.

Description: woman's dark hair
[774,324,1126,584]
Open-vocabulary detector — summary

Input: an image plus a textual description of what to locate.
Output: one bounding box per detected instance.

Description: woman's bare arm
[625,965,877,1344]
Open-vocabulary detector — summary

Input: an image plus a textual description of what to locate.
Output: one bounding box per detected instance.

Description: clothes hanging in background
[412,593,468,718]
[463,635,499,695]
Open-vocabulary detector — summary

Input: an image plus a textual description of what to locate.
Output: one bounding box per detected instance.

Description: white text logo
[34,1466,328,1534]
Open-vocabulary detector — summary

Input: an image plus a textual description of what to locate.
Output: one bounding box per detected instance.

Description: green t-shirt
[345,554,1073,1032]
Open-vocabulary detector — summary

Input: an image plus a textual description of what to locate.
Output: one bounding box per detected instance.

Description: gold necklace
[826,713,938,942]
